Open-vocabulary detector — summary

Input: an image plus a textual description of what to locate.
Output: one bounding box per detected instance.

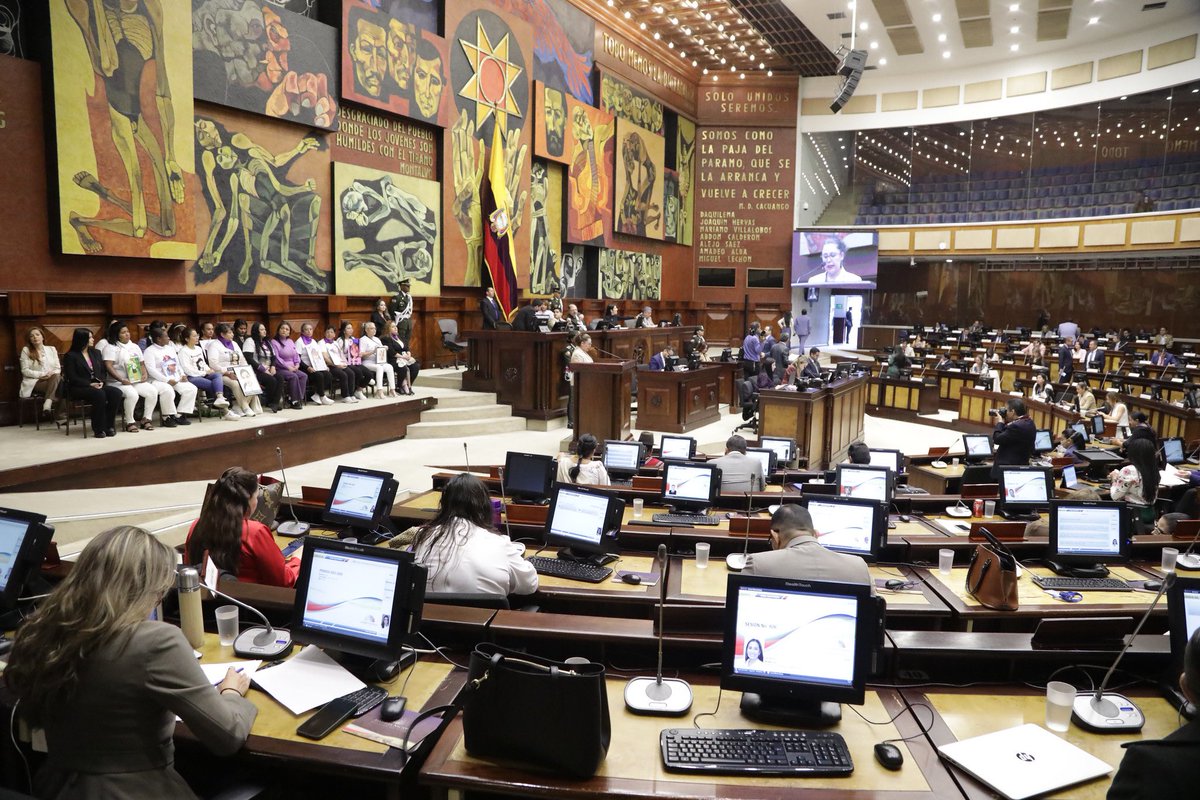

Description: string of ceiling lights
[601,0,782,81]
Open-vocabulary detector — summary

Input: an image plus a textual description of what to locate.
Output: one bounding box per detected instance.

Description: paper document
[200,660,262,686]
[1160,469,1185,488]
[251,645,366,714]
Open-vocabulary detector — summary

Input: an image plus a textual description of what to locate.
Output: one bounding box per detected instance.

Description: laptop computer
[938,723,1111,800]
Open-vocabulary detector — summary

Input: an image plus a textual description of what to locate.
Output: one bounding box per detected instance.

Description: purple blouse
[269,337,301,370]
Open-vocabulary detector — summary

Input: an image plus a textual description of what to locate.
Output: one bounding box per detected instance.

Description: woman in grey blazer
[6,526,257,799]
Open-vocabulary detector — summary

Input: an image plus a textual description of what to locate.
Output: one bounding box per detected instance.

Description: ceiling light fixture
[932,13,942,22]
[938,33,947,43]
[1010,26,1019,34]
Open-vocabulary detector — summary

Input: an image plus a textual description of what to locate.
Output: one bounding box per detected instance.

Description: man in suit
[710,435,765,493]
[1155,327,1174,349]
[1152,347,1178,368]
[1084,338,1105,371]
[743,504,872,585]
[991,397,1037,478]
[799,347,822,380]
[479,287,501,329]
[1057,318,1080,340]
[511,298,545,332]
[793,309,811,353]
[1108,627,1200,799]
[1057,336,1075,382]
[768,331,791,382]
[647,345,675,372]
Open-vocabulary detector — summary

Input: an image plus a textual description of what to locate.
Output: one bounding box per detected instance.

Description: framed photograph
[306,343,329,372]
[232,365,263,397]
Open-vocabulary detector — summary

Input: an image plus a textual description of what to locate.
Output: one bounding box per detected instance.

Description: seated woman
[381,320,419,395]
[5,526,255,798]
[144,327,197,426]
[756,359,777,390]
[411,473,538,595]
[269,322,308,410]
[1109,437,1160,515]
[335,321,376,396]
[358,321,397,397]
[1029,373,1054,404]
[62,327,123,438]
[557,433,610,486]
[1075,381,1097,416]
[885,351,910,378]
[969,354,991,377]
[204,323,259,417]
[103,320,164,433]
[296,322,335,404]
[186,467,302,587]
[178,326,236,419]
[321,324,363,402]
[19,326,63,419]
[600,303,622,330]
[242,322,284,413]
[1102,390,1131,437]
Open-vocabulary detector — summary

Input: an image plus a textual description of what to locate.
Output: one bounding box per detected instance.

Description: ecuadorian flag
[482,116,519,323]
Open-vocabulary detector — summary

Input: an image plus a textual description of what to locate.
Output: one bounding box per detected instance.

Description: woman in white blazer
[19,327,63,416]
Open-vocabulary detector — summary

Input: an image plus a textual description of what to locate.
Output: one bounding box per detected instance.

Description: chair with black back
[425,591,511,610]
[734,378,758,433]
[437,318,468,369]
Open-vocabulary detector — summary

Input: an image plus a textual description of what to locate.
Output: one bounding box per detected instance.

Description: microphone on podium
[624,544,693,715]
[275,446,310,537]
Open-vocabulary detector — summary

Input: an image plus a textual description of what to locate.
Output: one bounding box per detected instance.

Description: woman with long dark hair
[335,320,375,395]
[6,526,255,797]
[269,321,307,409]
[411,473,537,595]
[557,433,610,486]
[186,467,301,587]
[62,327,123,437]
[1110,437,1160,510]
[242,322,284,412]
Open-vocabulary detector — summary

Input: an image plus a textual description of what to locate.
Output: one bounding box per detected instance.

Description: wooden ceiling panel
[1038,8,1072,41]
[871,0,914,28]
[961,18,993,48]
[731,0,839,75]
[1039,0,1072,9]
[887,26,925,56]
[956,0,990,19]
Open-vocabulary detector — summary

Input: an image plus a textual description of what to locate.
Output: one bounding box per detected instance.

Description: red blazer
[187,519,301,588]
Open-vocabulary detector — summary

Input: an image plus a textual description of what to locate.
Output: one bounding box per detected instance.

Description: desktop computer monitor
[1091,414,1106,436]
[963,434,993,461]
[290,537,427,667]
[1061,465,1080,490]
[543,484,625,566]
[1046,500,1130,576]
[664,355,680,371]
[504,452,556,503]
[0,507,53,610]
[998,466,1053,519]
[745,448,777,482]
[1166,576,1200,713]
[835,464,894,504]
[867,449,902,472]
[721,574,875,725]
[804,496,885,558]
[660,435,696,461]
[322,466,399,533]
[603,440,643,479]
[1034,429,1054,454]
[1163,437,1185,465]
[1071,422,1089,442]
[661,462,721,513]
[759,437,795,466]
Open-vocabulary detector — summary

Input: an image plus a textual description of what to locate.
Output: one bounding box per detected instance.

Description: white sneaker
[213,396,230,408]
[354,390,366,400]
[240,405,256,417]
[223,409,241,420]
[322,395,335,405]
[343,396,356,403]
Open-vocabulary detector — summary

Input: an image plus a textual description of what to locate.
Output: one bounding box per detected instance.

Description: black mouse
[1143,579,1163,592]
[899,514,911,523]
[874,742,904,770]
[621,573,642,585]
[380,696,407,723]
[884,579,908,591]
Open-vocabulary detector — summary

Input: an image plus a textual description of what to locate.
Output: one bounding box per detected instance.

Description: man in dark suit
[991,397,1036,478]
[1152,347,1178,368]
[1084,338,1105,371]
[511,298,545,332]
[799,347,822,379]
[479,287,501,329]
[1108,627,1200,799]
[648,345,675,372]
[1057,336,1075,382]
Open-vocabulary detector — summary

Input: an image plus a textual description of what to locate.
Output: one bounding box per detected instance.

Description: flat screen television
[322,466,399,533]
[721,574,875,726]
[0,507,53,610]
[998,466,1053,519]
[791,230,878,289]
[503,452,556,503]
[963,434,993,461]
[805,496,886,558]
[760,436,795,465]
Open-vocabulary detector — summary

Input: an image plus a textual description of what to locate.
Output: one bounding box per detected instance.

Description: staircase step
[428,391,497,408]
[405,416,527,439]
[420,404,513,422]
[419,371,464,390]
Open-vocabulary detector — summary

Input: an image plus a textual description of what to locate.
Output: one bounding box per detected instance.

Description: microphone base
[1175,554,1200,571]
[624,677,693,716]
[233,627,294,661]
[1071,693,1145,732]
[277,520,310,537]
[725,553,747,571]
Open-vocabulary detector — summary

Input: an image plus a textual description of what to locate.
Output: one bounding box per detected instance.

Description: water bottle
[177,566,205,650]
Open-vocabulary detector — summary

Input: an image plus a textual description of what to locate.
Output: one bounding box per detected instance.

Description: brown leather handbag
[964,529,1020,611]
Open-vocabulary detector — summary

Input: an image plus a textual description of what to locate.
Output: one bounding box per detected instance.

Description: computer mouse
[1143,579,1163,592]
[874,742,904,771]
[380,696,407,723]
[899,514,911,523]
[884,579,908,591]
[621,573,642,585]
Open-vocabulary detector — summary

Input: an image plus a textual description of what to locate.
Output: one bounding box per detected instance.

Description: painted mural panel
[50,0,197,259]
[529,160,563,294]
[600,71,664,136]
[492,0,594,103]
[599,248,661,300]
[676,115,696,246]
[192,0,338,130]
[615,117,664,241]
[533,81,567,164]
[564,100,614,247]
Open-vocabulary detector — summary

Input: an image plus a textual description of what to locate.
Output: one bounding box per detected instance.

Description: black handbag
[462,643,610,778]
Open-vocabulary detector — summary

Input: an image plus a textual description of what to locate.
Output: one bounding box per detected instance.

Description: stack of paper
[251,645,366,715]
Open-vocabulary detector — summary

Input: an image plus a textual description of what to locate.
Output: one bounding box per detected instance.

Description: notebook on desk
[937,723,1111,800]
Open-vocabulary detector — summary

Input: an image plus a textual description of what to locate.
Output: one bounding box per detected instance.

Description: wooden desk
[596,325,700,366]
[571,359,635,443]
[759,376,868,471]
[463,330,569,420]
[635,364,728,433]
[958,388,1080,432]
[907,463,966,495]
[906,688,1181,800]
[420,682,960,799]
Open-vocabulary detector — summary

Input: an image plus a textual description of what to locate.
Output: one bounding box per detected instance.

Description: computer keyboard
[661,728,853,776]
[338,685,389,717]
[527,555,613,583]
[652,513,722,526]
[1033,576,1132,592]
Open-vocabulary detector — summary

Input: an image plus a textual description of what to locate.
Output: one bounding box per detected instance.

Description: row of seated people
[17,317,420,438]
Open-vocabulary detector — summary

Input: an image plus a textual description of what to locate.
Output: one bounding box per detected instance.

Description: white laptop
[937,723,1111,800]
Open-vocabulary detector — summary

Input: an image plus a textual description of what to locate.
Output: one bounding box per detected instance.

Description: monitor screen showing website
[546,486,609,551]
[791,230,878,288]
[1071,422,1089,441]
[837,466,891,502]
[663,463,715,505]
[760,437,793,464]
[1062,465,1078,488]
[1034,430,1053,452]
[299,546,401,648]
[603,441,641,473]
[1002,469,1050,505]
[1164,438,1184,464]
[808,499,877,556]
[328,470,387,524]
[0,516,31,593]
[963,435,992,458]
[660,436,694,460]
[745,448,775,480]
[867,450,900,471]
[1052,502,1123,558]
[1092,414,1106,435]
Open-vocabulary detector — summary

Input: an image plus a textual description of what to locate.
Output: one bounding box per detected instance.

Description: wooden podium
[570,360,635,443]
[635,365,727,433]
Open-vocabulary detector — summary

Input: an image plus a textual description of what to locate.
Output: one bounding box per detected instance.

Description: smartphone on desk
[296,696,357,740]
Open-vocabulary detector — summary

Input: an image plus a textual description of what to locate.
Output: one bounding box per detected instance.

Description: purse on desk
[964,528,1020,611]
[462,642,610,778]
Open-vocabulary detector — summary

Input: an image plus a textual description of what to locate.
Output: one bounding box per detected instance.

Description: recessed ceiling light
[938,33,947,43]
[878,58,887,66]
[943,50,951,58]
[932,13,942,22]
[1010,43,1019,51]
[860,21,868,31]
[1010,26,1019,34]
[767,70,773,76]
[1009,3,1019,10]
[870,40,878,49]
[1088,16,1099,24]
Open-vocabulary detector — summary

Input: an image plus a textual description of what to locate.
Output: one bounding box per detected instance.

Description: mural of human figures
[334,162,442,297]
[599,249,661,301]
[529,160,563,294]
[493,0,595,104]
[534,82,567,163]
[615,118,664,241]
[192,112,329,294]
[559,244,591,298]
[192,0,338,130]
[600,72,664,135]
[51,0,198,259]
[565,102,614,246]
[663,170,679,243]
[676,116,696,246]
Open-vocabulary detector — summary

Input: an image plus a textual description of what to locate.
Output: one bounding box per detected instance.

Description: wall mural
[192,0,338,130]
[0,0,26,59]
[191,106,330,294]
[492,0,594,104]
[533,81,567,164]
[50,0,198,259]
[600,71,664,136]
[333,161,441,297]
[599,248,661,301]
[676,115,695,246]
[529,160,563,294]
[559,243,591,298]
[614,117,664,241]
[443,3,532,287]
[264,0,317,16]
[341,0,452,127]
[663,168,678,243]
[564,99,614,247]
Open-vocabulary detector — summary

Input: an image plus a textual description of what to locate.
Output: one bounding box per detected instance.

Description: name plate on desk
[1138,360,1153,366]
[968,521,1026,541]
[946,368,962,373]
[1002,360,1014,364]
[504,503,549,526]
[1129,372,1142,377]
[1173,378,1185,383]
[1087,368,1099,373]
[1139,393,1153,400]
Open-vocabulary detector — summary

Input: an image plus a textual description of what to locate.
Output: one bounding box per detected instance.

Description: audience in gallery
[19,326,63,418]
[359,320,397,397]
[269,322,308,410]
[143,327,197,427]
[5,526,255,798]
[103,320,169,433]
[320,324,365,402]
[336,320,377,396]
[243,322,285,413]
[296,322,336,405]
[177,326,237,419]
[186,467,302,588]
[557,433,610,486]
[410,473,538,596]
[62,327,122,438]
[381,320,418,395]
[204,323,261,417]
